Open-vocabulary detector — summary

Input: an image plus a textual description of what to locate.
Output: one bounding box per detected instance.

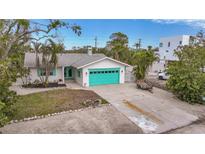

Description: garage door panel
[89,68,120,86]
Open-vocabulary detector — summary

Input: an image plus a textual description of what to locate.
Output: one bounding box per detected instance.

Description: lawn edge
[9,104,111,124]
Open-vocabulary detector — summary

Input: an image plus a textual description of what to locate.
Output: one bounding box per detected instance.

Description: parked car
[200,67,205,73]
[158,70,169,80]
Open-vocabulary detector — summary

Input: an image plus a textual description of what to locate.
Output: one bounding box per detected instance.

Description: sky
[32,19,205,49]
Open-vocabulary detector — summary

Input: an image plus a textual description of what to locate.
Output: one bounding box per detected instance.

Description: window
[51,69,56,76]
[78,70,81,77]
[38,69,46,76]
[168,42,171,47]
[38,68,56,76]
[179,41,182,45]
[159,42,163,47]
[68,69,72,77]
[50,70,54,76]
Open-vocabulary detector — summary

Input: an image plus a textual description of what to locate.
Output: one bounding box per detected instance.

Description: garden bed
[22,82,66,88]
[10,89,108,120]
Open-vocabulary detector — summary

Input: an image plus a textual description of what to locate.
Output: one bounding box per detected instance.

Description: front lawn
[10,89,108,120]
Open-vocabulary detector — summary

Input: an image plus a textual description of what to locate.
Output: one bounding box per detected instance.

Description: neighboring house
[159,35,190,61]
[24,50,130,87]
[150,35,204,74]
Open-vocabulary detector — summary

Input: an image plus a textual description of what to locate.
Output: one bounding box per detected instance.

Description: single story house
[24,51,130,87]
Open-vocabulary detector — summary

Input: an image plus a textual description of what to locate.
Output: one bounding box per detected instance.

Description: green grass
[10,89,108,120]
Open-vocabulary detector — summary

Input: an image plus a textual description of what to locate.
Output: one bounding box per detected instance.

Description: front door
[64,67,73,80]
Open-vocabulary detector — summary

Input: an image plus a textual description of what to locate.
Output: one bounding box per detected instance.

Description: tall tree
[196,30,204,38]
[107,32,128,61]
[0,19,81,126]
[35,39,64,86]
[132,50,158,80]
[0,19,81,60]
[132,50,158,91]
[147,45,152,50]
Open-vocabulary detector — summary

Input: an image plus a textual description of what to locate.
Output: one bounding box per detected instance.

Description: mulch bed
[22,82,66,88]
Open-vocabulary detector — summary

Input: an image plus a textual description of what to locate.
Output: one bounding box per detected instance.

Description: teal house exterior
[24,50,130,87]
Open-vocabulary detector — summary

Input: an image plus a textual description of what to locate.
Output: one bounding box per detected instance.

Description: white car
[158,70,169,80]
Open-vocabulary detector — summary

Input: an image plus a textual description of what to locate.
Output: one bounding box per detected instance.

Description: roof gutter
[77,57,130,69]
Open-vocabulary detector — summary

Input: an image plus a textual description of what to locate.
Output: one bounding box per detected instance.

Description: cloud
[152,19,205,29]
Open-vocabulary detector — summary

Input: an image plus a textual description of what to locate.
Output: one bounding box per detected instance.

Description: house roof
[24,52,130,68]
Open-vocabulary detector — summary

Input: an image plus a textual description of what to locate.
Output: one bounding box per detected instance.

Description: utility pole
[94,36,98,51]
[135,38,142,50]
[138,38,141,49]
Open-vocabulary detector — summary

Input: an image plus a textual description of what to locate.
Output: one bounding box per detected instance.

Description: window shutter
[53,68,56,76]
[78,70,81,77]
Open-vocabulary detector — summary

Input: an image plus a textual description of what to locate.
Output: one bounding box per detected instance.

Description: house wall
[29,67,63,83]
[125,66,135,82]
[74,68,83,85]
[22,59,127,87]
[159,35,190,61]
[148,61,166,75]
[82,59,126,87]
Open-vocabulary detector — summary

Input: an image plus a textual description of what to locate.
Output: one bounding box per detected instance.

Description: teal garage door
[89,68,120,86]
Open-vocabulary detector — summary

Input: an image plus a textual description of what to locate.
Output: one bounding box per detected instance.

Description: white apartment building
[159,35,190,61]
[149,35,193,74]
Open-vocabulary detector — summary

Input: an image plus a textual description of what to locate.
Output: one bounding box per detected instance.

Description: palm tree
[147,45,153,50]
[132,50,158,90]
[34,39,64,87]
[107,32,128,60]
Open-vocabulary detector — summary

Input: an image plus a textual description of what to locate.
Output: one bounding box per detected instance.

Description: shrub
[0,59,18,126]
[167,46,205,104]
[33,79,41,85]
[0,101,8,127]
[132,50,158,80]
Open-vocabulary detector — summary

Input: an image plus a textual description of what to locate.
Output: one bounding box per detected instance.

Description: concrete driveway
[0,105,142,134]
[89,83,199,133]
[168,121,205,134]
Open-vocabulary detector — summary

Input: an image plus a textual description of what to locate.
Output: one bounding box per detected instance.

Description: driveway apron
[89,83,198,133]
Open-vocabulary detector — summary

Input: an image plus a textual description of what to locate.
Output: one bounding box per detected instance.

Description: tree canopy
[0,19,81,59]
[0,19,81,126]
[106,32,129,61]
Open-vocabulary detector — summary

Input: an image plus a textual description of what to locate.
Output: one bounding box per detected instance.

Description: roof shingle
[24,53,106,68]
